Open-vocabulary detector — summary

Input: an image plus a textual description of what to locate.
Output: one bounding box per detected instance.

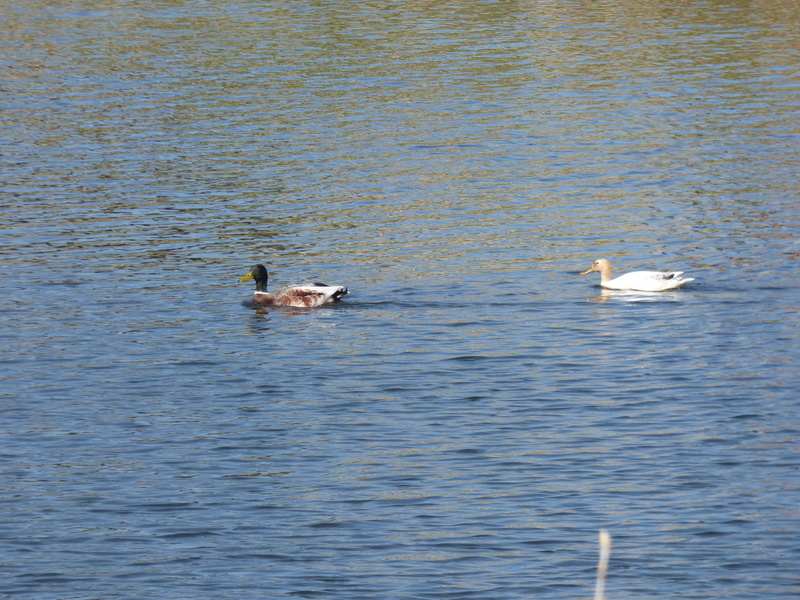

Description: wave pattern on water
[1,1,799,599]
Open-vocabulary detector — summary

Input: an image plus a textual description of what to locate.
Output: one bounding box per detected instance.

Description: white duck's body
[581,258,694,292]
[240,264,348,307]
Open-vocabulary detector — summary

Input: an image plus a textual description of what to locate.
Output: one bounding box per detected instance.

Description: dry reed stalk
[593,529,612,600]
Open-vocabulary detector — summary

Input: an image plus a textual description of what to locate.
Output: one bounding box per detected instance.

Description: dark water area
[1,1,799,598]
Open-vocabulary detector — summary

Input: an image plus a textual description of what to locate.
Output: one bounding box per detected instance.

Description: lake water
[2,1,799,599]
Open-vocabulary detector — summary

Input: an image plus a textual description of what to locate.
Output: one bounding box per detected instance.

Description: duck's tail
[332,286,349,301]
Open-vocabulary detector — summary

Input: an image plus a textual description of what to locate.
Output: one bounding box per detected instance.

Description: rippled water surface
[2,1,799,599]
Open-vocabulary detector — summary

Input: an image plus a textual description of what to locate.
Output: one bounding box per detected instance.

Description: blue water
[2,1,799,599]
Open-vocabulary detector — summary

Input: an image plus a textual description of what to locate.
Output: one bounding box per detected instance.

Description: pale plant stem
[594,529,612,600]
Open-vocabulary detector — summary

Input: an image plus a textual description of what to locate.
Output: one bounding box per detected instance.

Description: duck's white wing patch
[605,271,693,291]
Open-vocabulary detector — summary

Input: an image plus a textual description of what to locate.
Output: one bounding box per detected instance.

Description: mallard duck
[239,264,349,307]
[580,258,694,291]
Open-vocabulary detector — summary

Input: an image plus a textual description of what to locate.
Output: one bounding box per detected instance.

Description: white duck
[239,264,349,307]
[580,258,694,291]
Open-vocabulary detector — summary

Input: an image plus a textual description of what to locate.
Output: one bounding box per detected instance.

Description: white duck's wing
[605,271,692,291]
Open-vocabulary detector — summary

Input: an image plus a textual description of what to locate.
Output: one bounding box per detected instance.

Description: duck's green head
[239,264,269,291]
